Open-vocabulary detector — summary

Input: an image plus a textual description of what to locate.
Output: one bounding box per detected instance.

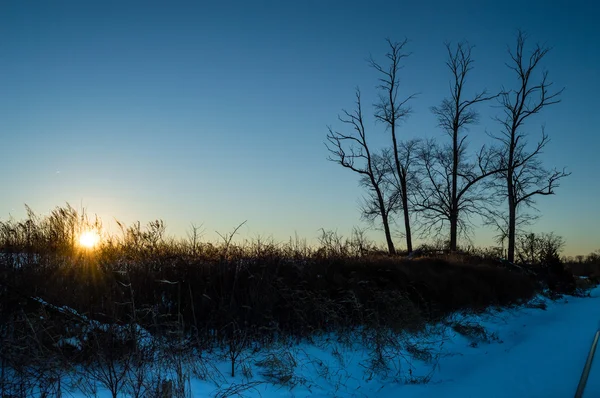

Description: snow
[394,289,600,398]
[62,286,600,397]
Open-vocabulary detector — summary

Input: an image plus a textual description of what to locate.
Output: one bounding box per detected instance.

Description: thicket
[0,205,589,396]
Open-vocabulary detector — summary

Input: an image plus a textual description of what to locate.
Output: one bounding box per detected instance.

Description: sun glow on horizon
[79,230,100,249]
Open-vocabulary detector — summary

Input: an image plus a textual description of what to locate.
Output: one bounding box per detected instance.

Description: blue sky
[1,0,598,255]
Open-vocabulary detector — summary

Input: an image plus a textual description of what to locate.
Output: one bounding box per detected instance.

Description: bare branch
[325,88,397,253]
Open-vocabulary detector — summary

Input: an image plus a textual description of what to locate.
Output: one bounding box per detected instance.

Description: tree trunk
[372,180,396,255]
[507,203,516,263]
[400,178,412,253]
[391,128,410,254]
[449,210,458,252]
[382,213,396,255]
[506,131,517,263]
[450,127,459,252]
[507,172,516,263]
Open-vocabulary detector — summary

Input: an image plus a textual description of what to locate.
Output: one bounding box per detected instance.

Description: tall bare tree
[415,42,499,250]
[492,31,570,262]
[326,89,398,254]
[369,38,418,253]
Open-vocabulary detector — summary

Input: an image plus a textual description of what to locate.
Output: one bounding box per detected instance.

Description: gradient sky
[1,0,598,255]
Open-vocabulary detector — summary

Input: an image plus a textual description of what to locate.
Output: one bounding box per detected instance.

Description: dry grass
[0,204,547,395]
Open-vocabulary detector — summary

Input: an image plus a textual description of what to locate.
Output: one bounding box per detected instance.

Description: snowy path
[392,287,600,398]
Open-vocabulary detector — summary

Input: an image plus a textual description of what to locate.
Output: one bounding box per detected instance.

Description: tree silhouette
[326,89,398,254]
[369,38,418,253]
[415,42,500,250]
[490,31,570,262]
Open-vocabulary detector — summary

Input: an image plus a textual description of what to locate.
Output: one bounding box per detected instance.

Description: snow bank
[58,287,600,397]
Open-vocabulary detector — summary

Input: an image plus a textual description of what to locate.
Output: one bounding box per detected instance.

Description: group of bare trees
[326,39,418,255]
[326,31,569,262]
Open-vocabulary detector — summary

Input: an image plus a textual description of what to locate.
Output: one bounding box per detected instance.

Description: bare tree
[484,207,538,255]
[415,42,499,250]
[491,31,570,262]
[326,89,398,254]
[358,148,399,236]
[415,139,498,244]
[369,38,418,253]
[516,231,565,266]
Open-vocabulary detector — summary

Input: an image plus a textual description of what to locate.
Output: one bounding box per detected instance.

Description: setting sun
[79,231,100,249]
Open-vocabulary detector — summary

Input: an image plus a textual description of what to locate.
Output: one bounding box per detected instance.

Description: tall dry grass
[0,204,544,396]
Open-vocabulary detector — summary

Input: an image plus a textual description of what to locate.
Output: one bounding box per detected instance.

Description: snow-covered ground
[394,287,600,398]
[66,286,600,398]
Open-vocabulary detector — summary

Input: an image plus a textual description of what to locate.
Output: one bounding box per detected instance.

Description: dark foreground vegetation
[0,206,597,397]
